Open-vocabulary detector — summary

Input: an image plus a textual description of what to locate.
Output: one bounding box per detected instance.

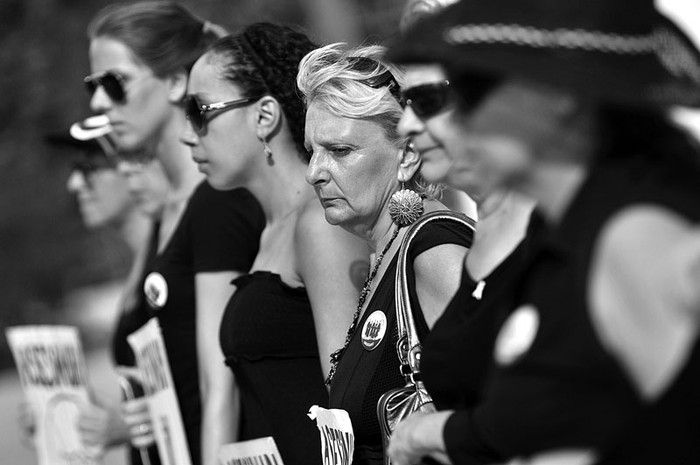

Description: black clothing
[220,271,327,465]
[597,341,700,464]
[453,154,700,464]
[113,220,161,369]
[329,218,473,465]
[422,212,544,414]
[146,182,264,465]
[112,219,162,465]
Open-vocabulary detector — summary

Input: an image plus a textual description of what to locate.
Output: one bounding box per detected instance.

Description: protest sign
[308,405,354,465]
[128,318,191,465]
[218,436,284,465]
[6,325,101,465]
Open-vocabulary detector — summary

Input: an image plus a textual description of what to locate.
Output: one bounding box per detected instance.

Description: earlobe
[255,96,281,140]
[166,70,188,103]
[397,141,422,182]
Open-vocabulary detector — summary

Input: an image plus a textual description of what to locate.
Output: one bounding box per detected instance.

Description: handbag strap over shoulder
[394,210,476,384]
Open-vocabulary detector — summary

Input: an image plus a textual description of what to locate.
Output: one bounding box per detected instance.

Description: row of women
[36,0,700,464]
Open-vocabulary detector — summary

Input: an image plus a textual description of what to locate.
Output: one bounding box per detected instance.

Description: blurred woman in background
[387,0,700,463]
[20,115,158,463]
[76,148,171,465]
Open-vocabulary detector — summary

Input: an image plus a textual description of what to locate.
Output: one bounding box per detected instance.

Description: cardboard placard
[6,325,102,465]
[308,405,354,465]
[218,436,284,465]
[128,318,191,465]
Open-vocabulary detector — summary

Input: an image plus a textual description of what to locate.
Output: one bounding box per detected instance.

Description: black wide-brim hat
[386,0,700,108]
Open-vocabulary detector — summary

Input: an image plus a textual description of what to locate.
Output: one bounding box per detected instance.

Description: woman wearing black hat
[386,0,700,464]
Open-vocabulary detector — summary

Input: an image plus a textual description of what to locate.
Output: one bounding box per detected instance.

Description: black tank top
[329,219,473,465]
[220,271,327,465]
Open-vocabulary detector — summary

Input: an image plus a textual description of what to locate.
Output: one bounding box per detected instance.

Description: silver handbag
[377,210,475,465]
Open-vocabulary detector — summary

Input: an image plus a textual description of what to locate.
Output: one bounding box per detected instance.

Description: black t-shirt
[422,211,544,411]
[112,219,162,465]
[144,181,264,465]
[113,220,161,369]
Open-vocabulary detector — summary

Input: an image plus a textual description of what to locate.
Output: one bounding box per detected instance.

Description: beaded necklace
[326,226,402,386]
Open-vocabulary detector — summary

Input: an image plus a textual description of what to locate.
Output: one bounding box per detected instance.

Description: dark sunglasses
[72,159,115,185]
[184,95,260,136]
[401,80,452,119]
[84,71,127,103]
[349,56,403,103]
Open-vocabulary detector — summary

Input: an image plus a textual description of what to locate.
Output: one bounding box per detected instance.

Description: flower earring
[389,182,424,226]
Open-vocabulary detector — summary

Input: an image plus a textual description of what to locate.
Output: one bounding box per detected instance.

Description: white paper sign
[5,325,102,465]
[128,318,191,465]
[217,436,284,465]
[308,405,354,465]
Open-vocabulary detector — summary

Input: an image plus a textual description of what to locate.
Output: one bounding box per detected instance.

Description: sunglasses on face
[401,80,452,119]
[183,95,260,136]
[84,71,128,103]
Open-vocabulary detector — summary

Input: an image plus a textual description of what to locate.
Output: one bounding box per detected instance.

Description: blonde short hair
[297,43,442,198]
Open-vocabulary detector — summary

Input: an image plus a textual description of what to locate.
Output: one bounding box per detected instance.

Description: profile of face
[455,78,570,193]
[398,63,495,199]
[181,52,260,190]
[88,37,175,151]
[305,102,403,230]
[66,158,134,229]
[117,158,169,218]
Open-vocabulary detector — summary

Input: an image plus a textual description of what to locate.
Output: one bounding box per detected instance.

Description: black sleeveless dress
[329,218,473,465]
[220,271,328,465]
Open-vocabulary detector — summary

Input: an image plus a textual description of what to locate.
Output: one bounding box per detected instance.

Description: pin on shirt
[362,310,388,351]
[144,272,168,309]
[472,280,486,300]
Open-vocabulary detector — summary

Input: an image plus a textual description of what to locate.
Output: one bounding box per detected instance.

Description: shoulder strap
[394,210,476,382]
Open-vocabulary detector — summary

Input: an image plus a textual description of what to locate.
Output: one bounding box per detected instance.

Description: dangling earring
[389,182,424,226]
[262,139,273,165]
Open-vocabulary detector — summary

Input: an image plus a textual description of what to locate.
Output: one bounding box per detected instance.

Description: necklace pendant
[361,310,387,351]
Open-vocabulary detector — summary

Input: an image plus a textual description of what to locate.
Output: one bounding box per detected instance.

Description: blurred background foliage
[0,0,406,369]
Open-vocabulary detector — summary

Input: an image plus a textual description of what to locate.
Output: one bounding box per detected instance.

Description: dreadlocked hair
[208,22,318,161]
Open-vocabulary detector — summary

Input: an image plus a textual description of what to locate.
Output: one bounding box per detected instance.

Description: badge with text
[361,310,387,351]
[144,272,168,309]
[218,437,284,465]
[308,405,354,465]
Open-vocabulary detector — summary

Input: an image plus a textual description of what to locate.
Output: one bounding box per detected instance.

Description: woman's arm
[414,243,470,328]
[196,271,242,465]
[591,205,700,399]
[296,201,370,380]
